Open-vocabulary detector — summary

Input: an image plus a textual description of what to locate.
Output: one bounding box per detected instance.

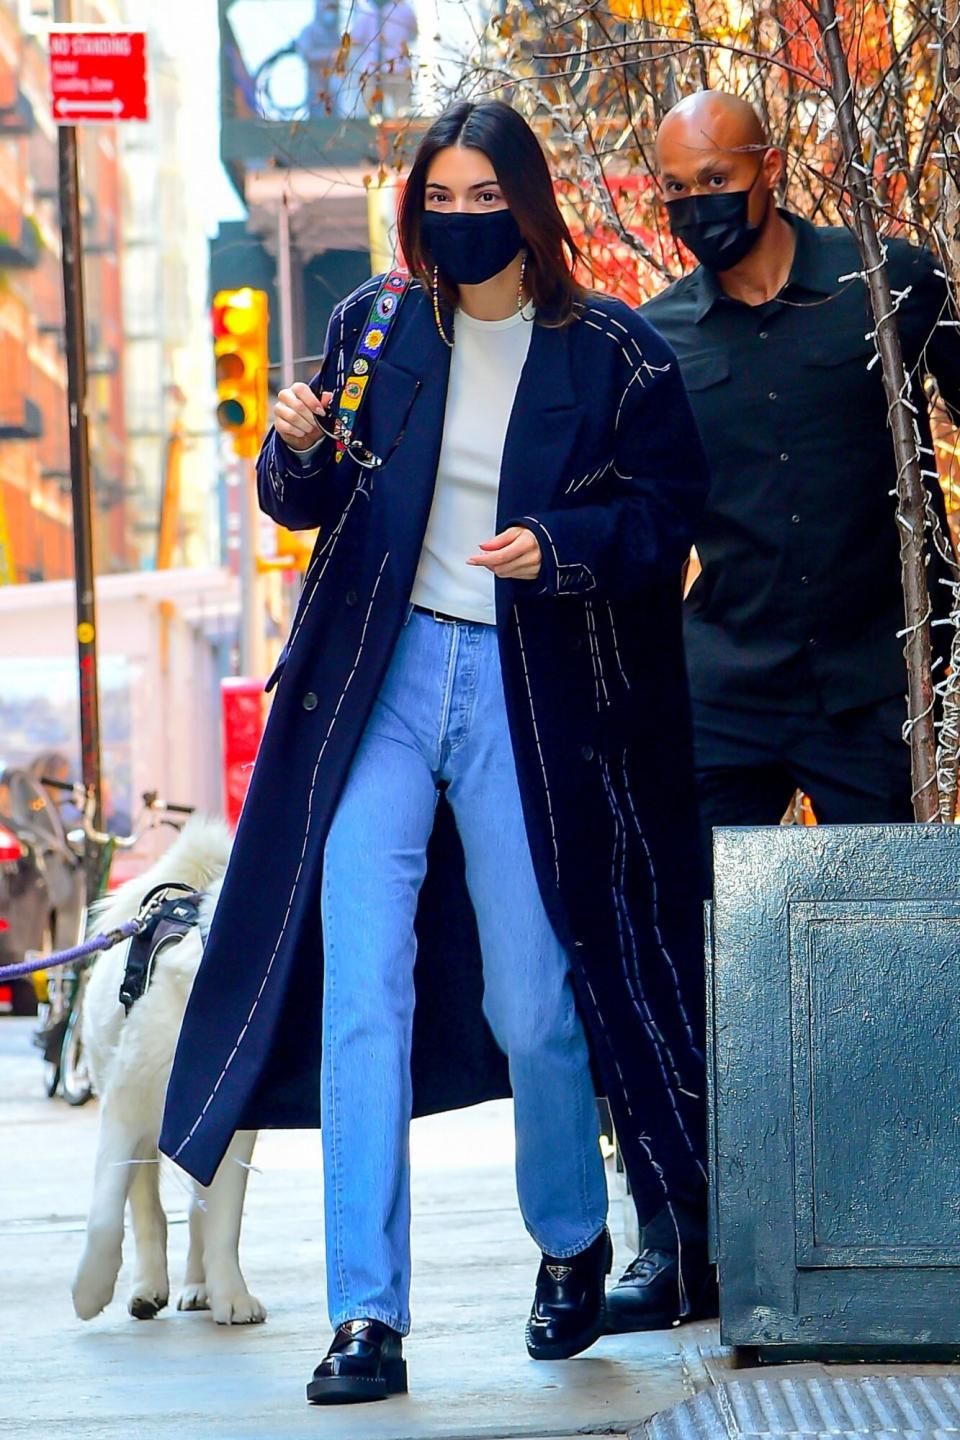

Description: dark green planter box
[708,823,960,1361]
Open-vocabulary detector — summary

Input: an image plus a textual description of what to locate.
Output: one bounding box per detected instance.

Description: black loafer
[306,1319,407,1405]
[525,1226,613,1360]
[605,1247,718,1333]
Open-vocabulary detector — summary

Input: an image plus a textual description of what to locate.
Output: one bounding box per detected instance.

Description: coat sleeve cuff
[275,431,331,479]
[512,515,598,598]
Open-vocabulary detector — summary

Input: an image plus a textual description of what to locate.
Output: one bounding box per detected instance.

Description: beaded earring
[432,266,454,349]
[518,251,529,315]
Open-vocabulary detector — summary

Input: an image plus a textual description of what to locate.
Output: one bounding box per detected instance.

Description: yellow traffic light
[257,524,316,573]
[212,288,269,459]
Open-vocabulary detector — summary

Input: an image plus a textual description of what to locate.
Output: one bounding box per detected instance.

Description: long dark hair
[397,100,584,327]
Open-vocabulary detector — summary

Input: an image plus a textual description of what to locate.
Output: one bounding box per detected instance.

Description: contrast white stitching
[606,602,631,690]
[514,608,560,884]
[620,753,700,1060]
[170,551,391,1162]
[599,758,698,1162]
[565,458,614,495]
[282,484,365,663]
[585,601,609,707]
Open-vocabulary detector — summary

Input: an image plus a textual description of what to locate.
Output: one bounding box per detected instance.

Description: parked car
[0,768,84,1015]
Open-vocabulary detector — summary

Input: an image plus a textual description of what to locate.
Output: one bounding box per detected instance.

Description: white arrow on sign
[54,97,124,115]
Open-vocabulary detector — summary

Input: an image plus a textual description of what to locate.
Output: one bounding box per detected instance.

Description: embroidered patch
[353,357,370,376]
[358,327,385,358]
[341,375,368,412]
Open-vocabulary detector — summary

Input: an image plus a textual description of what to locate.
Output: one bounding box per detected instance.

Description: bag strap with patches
[333,269,411,464]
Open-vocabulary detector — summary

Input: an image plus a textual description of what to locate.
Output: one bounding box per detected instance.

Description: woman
[161,100,710,1405]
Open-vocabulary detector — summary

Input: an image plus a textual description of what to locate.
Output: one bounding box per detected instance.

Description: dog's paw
[128,1285,169,1320]
[210,1289,267,1325]
[73,1259,119,1321]
[177,1284,210,1312]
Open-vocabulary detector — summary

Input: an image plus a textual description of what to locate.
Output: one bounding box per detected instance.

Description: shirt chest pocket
[798,331,883,423]
[800,331,874,370]
[677,350,732,395]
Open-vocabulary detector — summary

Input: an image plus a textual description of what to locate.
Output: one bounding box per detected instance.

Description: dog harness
[118,883,202,1016]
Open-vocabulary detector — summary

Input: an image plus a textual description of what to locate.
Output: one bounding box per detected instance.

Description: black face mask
[420,209,524,286]
[665,163,768,273]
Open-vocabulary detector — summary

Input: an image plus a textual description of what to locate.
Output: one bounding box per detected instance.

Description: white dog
[72,817,265,1326]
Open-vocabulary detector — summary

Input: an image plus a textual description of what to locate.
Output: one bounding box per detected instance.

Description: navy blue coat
[160,277,711,1223]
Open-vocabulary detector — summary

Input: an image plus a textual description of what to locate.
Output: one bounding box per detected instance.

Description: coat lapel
[369,289,450,530]
[498,320,581,527]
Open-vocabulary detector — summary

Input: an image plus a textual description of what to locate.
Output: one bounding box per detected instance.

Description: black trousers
[694,694,913,893]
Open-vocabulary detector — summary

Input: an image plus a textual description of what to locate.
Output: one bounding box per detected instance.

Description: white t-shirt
[411,304,534,624]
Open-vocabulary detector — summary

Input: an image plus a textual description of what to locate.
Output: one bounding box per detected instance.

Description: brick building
[0,0,131,584]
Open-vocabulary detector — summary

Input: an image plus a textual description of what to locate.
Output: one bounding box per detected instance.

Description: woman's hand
[275,383,334,451]
[467,527,542,581]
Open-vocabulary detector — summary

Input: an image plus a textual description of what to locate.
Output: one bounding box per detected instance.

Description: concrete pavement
[0,1017,720,1439]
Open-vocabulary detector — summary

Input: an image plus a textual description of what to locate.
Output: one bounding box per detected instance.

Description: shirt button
[581,745,595,762]
[791,514,801,525]
[808,638,818,649]
[302,692,319,711]
[345,589,359,607]
[780,452,790,462]
[759,330,769,340]
[769,391,777,400]
[801,575,809,585]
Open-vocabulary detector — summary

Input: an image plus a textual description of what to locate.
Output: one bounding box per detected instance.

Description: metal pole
[238,453,264,677]
[55,0,104,899]
[277,195,295,389]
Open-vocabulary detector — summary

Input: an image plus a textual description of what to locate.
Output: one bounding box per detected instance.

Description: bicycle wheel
[35,1006,63,1097]
[60,996,93,1106]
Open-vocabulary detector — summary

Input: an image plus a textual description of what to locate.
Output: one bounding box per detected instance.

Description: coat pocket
[356,357,423,468]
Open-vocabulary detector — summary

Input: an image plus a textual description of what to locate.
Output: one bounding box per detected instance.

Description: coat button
[581,745,595,762]
[302,692,319,711]
[345,589,358,607]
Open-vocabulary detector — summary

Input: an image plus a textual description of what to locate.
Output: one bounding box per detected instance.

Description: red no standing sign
[49,28,148,125]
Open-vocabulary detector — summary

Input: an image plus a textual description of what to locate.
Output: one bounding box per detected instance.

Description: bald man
[604,91,960,1333]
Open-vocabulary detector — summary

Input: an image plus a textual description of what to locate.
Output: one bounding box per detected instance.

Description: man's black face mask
[665,159,769,273]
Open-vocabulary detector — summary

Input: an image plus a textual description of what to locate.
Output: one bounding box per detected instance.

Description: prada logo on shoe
[546,1264,573,1282]
[343,1319,371,1335]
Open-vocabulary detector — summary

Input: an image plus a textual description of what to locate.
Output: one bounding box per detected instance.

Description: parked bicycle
[31,781,194,1105]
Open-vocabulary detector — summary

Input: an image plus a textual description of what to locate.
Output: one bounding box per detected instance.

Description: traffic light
[212,288,269,459]
[257,524,315,573]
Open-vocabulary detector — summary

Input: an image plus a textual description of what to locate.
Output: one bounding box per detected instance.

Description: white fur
[72,818,265,1326]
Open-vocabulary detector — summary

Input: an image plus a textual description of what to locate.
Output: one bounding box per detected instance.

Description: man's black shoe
[525,1226,613,1360]
[605,1247,718,1333]
[306,1319,407,1405]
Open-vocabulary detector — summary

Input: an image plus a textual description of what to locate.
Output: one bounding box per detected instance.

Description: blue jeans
[320,610,608,1334]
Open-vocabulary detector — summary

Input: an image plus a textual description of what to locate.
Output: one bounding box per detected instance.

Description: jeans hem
[331,1306,411,1337]
[532,1217,608,1261]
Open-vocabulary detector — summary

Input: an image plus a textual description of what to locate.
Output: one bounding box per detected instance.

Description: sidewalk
[0,1018,718,1440]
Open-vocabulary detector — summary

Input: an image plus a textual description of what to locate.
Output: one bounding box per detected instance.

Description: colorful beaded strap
[334,269,411,464]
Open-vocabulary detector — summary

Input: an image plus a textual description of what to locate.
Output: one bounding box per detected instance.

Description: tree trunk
[816,0,942,820]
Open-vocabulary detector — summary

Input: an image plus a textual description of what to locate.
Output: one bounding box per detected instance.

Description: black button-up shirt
[644,212,960,716]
